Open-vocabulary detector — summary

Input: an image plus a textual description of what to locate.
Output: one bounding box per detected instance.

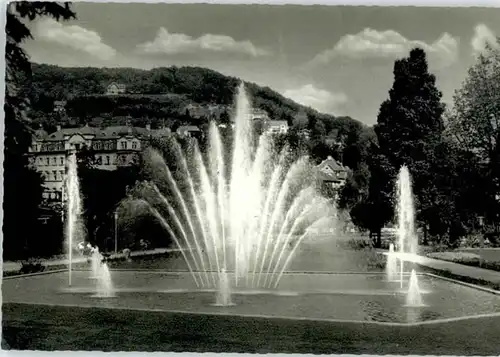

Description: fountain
[215,268,234,306]
[65,153,84,287]
[386,243,398,282]
[405,269,423,307]
[92,262,116,298]
[390,165,419,288]
[396,166,418,255]
[133,83,335,301]
[90,246,102,279]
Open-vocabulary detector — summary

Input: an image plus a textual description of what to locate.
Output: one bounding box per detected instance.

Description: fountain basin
[4,270,500,325]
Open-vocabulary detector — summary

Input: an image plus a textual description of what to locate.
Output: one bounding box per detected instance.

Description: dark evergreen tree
[372,48,446,242]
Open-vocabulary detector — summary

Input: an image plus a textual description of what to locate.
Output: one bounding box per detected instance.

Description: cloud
[33,19,117,61]
[471,24,499,56]
[283,84,348,114]
[307,28,459,68]
[137,27,270,57]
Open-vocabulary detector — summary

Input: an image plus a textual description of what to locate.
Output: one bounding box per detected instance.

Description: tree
[446,39,500,230]
[4,2,75,260]
[373,48,446,241]
[352,145,395,246]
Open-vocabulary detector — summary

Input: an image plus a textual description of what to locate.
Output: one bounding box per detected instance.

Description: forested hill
[28,63,361,134]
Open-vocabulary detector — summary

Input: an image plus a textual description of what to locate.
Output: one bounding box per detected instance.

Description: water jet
[405,269,423,307]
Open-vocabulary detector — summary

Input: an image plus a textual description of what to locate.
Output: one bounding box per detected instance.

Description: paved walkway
[379,250,500,287]
[2,248,184,273]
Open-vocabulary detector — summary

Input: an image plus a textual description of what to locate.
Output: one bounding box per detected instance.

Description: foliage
[77,152,141,250]
[446,39,500,228]
[28,64,350,131]
[4,2,75,260]
[19,258,45,274]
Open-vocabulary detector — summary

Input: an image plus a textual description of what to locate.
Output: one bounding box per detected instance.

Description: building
[29,123,170,202]
[249,108,270,121]
[184,104,210,119]
[53,100,67,114]
[176,125,203,139]
[266,120,289,135]
[315,156,348,194]
[106,82,126,95]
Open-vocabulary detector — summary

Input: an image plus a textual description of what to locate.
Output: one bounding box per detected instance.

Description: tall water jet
[405,269,423,307]
[386,243,398,282]
[396,166,417,255]
[134,83,336,301]
[396,166,418,287]
[65,153,83,287]
[215,268,233,306]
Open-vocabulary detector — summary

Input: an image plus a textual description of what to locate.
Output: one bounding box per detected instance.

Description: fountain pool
[4,269,500,325]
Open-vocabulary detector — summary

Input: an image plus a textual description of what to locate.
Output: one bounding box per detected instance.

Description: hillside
[27,63,360,134]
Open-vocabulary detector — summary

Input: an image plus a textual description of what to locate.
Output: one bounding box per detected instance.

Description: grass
[418,265,500,291]
[427,251,500,273]
[3,303,500,354]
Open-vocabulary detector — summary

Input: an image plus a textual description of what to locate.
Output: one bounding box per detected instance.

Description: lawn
[3,303,500,354]
[428,249,500,273]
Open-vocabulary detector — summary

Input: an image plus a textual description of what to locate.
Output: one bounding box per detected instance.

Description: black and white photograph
[3,1,500,353]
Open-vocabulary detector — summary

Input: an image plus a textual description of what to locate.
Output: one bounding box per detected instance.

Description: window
[105,156,110,165]
[74,144,80,150]
[60,157,64,166]
[120,141,127,150]
[60,170,64,180]
[38,157,44,165]
[52,157,57,165]
[132,142,138,149]
[51,171,56,181]
[96,155,102,165]
[46,157,50,165]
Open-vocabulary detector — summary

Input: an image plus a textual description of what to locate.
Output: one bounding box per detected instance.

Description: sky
[21,3,500,125]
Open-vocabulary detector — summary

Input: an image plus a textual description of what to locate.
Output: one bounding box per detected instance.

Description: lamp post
[114,210,118,254]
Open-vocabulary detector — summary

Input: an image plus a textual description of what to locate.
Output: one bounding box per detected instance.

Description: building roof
[44,127,99,141]
[318,156,344,170]
[315,156,347,182]
[108,82,126,89]
[39,124,165,142]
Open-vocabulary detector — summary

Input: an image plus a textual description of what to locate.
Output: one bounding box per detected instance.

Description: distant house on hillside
[249,108,269,121]
[53,100,67,114]
[176,125,202,139]
[184,104,210,119]
[315,156,348,197]
[106,82,126,95]
[266,120,289,135]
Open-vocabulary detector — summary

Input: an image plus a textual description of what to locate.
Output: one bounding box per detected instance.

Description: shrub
[346,237,374,250]
[427,251,481,263]
[19,258,45,274]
